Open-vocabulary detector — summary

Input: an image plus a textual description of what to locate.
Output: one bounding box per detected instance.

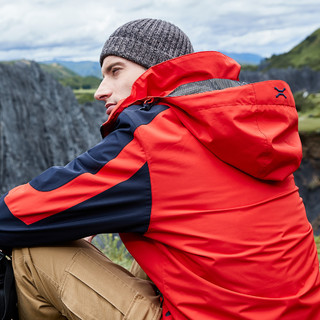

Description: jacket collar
[100,51,241,137]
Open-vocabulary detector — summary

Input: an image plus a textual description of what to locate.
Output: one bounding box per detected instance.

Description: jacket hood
[101,51,302,181]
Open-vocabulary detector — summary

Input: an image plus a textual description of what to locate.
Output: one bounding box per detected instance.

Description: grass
[297,92,320,133]
[92,233,133,270]
[298,117,320,133]
[315,236,320,263]
[73,88,96,104]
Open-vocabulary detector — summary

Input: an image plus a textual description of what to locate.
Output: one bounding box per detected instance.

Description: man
[0,18,320,320]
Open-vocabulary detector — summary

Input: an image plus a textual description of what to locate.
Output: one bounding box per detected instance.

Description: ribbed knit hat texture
[99,18,194,68]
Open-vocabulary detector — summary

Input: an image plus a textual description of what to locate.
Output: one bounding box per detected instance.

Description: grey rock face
[0,61,106,193]
[294,134,320,234]
[240,67,320,93]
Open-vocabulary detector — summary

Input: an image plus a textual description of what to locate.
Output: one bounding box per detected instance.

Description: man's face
[94,55,147,115]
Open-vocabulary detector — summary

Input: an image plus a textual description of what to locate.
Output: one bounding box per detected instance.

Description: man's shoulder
[118,103,170,129]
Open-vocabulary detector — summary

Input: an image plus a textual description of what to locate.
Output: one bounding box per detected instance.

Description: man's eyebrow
[105,61,126,73]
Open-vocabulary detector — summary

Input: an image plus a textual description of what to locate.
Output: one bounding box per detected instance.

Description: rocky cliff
[1,61,319,233]
[0,61,106,192]
[295,133,320,234]
[240,66,320,93]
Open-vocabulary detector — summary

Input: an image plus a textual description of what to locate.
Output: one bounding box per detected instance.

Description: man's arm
[0,113,151,248]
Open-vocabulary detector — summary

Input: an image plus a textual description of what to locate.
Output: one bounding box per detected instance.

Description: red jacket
[1,52,320,319]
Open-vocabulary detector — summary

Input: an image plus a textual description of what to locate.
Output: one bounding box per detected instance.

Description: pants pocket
[61,250,161,320]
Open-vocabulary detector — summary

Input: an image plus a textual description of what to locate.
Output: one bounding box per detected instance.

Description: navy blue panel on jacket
[29,103,169,191]
[0,103,169,248]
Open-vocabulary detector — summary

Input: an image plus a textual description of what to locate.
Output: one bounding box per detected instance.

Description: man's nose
[94,79,112,101]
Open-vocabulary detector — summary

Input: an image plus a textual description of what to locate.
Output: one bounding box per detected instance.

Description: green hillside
[39,62,101,102]
[265,28,320,71]
[39,62,78,79]
[40,63,100,88]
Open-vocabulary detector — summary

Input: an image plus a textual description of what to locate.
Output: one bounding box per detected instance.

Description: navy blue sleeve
[0,107,157,247]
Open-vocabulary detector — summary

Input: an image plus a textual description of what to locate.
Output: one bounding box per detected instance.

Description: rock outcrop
[295,133,320,234]
[0,61,105,192]
[240,67,320,93]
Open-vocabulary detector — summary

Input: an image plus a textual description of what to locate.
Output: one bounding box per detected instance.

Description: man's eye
[112,67,120,75]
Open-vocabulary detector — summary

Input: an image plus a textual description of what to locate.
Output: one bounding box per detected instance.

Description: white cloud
[0,0,319,61]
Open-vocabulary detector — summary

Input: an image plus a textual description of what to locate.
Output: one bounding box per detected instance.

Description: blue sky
[0,0,319,62]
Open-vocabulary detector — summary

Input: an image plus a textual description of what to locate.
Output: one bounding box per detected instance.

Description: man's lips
[105,103,116,115]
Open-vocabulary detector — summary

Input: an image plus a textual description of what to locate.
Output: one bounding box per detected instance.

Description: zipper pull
[141,98,156,111]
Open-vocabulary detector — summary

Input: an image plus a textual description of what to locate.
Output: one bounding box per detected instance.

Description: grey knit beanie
[99,18,194,68]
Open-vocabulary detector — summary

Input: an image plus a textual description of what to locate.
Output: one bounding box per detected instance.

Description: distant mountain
[42,60,101,78]
[40,52,264,78]
[222,52,264,65]
[264,28,320,71]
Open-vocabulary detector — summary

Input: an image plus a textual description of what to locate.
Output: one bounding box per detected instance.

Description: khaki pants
[12,240,162,320]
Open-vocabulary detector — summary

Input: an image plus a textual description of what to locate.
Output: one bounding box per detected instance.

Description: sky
[0,0,319,62]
